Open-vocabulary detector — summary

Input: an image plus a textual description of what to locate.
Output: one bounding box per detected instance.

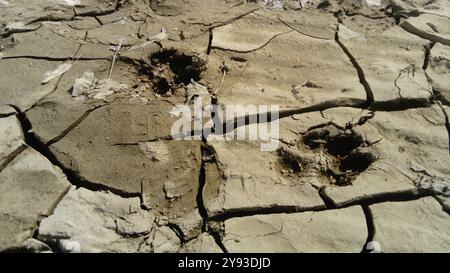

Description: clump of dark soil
[138,48,207,96]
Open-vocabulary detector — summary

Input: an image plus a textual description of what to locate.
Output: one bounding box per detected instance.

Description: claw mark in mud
[6,104,138,198]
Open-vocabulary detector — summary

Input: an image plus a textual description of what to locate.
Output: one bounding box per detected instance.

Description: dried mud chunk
[203,141,325,217]
[49,102,202,219]
[180,233,223,253]
[371,197,450,252]
[21,238,52,253]
[207,11,363,107]
[151,226,181,253]
[171,210,203,241]
[74,2,116,16]
[337,23,431,101]
[426,43,450,104]
[87,21,141,45]
[0,148,71,251]
[38,187,154,253]
[67,17,101,30]
[400,14,450,46]
[164,180,190,199]
[139,141,170,162]
[223,206,367,253]
[0,115,24,166]
[0,59,62,109]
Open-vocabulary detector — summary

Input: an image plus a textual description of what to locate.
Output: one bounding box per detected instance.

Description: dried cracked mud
[0,0,449,253]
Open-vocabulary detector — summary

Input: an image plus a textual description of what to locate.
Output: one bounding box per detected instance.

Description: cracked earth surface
[0,0,449,253]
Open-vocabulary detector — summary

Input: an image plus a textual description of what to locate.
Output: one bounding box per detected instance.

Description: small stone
[171,210,203,240]
[59,240,81,253]
[115,210,155,237]
[142,193,152,211]
[180,233,223,253]
[152,226,181,253]
[72,72,94,97]
[301,80,322,88]
[21,238,52,253]
[0,115,24,165]
[157,216,169,226]
[366,241,382,253]
[139,141,170,162]
[163,181,189,199]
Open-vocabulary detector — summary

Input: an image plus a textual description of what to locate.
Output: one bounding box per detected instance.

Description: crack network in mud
[2,0,450,254]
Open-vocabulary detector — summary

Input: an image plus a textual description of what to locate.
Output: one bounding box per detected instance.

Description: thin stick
[213,62,228,95]
[109,41,122,79]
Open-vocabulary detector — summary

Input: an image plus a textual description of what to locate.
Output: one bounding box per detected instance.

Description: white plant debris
[139,141,170,162]
[72,72,95,97]
[41,62,72,84]
[71,72,127,101]
[57,0,81,7]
